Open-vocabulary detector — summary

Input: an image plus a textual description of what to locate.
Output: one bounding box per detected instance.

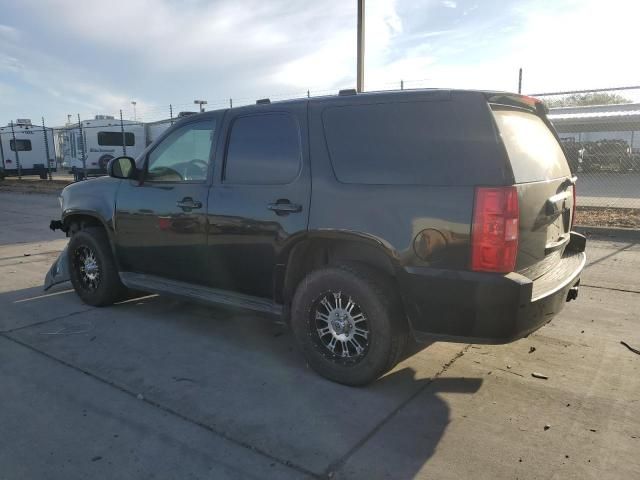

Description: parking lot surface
[1,191,639,480]
[578,172,640,208]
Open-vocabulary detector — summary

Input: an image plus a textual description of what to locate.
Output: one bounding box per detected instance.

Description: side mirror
[107,156,137,179]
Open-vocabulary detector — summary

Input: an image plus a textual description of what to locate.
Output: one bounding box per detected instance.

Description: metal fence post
[400,79,404,90]
[77,114,86,180]
[229,98,233,108]
[10,121,21,180]
[0,130,5,173]
[169,104,174,126]
[518,68,523,94]
[42,117,52,180]
[120,109,127,157]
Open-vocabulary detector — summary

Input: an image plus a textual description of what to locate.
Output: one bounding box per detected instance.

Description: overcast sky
[1,0,638,125]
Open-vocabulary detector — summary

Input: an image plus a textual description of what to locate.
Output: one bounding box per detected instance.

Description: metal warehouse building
[548,102,640,151]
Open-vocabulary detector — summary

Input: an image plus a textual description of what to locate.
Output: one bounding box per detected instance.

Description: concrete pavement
[1,191,638,479]
[577,172,640,208]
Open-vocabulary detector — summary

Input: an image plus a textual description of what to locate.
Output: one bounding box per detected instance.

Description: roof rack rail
[256,98,271,105]
[338,89,357,96]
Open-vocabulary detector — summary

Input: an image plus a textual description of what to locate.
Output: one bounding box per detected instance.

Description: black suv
[46,89,586,385]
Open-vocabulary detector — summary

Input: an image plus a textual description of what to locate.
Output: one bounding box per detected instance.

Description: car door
[114,115,219,284]
[206,103,310,299]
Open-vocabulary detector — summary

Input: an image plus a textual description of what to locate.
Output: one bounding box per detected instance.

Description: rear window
[98,131,135,147]
[322,100,508,185]
[492,108,570,182]
[10,139,32,151]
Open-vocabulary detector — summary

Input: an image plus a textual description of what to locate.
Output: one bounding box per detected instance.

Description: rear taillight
[471,186,519,273]
[571,184,577,229]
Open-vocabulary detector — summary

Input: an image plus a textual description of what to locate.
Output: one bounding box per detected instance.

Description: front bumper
[44,245,70,291]
[400,232,586,344]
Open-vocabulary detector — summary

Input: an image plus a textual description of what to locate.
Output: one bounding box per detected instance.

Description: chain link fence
[536,87,640,215]
[2,83,639,227]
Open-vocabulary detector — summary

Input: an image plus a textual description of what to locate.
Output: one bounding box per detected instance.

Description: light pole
[194,100,207,113]
[131,101,137,121]
[357,0,365,93]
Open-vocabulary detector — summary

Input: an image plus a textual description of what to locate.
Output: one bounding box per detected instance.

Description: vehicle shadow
[2,285,483,477]
[335,370,483,479]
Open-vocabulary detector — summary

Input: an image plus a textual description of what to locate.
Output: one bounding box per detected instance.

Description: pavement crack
[0,332,320,479]
[581,284,640,294]
[3,308,94,334]
[323,344,472,477]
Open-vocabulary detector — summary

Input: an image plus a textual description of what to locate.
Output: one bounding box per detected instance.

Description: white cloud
[442,1,457,8]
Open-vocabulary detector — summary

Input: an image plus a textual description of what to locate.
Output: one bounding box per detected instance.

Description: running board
[119,272,282,316]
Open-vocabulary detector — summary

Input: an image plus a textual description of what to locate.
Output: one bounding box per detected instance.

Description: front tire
[291,264,408,386]
[68,227,127,306]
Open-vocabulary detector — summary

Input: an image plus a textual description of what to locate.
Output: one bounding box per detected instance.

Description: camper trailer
[60,115,145,180]
[0,119,55,179]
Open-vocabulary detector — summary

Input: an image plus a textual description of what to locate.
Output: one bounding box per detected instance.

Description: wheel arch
[278,231,401,306]
[62,211,118,259]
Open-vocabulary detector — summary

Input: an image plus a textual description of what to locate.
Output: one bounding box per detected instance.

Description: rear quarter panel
[308,94,481,271]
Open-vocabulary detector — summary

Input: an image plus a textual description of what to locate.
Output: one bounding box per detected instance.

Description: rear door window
[321,100,507,185]
[492,108,571,182]
[223,113,301,185]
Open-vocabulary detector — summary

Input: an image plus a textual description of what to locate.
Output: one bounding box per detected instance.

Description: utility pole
[194,100,207,113]
[42,117,52,180]
[10,121,21,179]
[518,68,523,94]
[131,101,137,121]
[120,109,127,157]
[77,114,86,180]
[357,0,365,93]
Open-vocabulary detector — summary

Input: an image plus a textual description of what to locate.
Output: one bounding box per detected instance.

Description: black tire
[290,264,408,386]
[68,227,127,306]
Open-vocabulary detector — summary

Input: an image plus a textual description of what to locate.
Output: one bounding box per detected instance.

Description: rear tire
[290,264,408,386]
[68,227,127,306]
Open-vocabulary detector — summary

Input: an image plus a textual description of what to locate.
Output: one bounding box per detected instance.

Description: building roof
[548,103,640,132]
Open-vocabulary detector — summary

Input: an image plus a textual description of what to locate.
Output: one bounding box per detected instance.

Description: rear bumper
[400,232,586,344]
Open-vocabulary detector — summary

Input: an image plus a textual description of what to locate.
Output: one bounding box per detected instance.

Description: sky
[0,0,638,126]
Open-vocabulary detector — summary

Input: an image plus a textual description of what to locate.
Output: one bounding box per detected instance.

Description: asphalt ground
[1,191,638,479]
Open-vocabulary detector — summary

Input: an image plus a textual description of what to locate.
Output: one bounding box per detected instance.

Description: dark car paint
[49,88,585,343]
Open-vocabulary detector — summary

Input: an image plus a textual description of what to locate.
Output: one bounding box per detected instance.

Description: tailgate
[491,105,575,280]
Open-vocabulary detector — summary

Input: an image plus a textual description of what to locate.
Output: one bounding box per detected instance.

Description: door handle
[268,200,302,215]
[176,197,202,211]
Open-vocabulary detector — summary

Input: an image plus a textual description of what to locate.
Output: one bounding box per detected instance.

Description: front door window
[147,120,216,182]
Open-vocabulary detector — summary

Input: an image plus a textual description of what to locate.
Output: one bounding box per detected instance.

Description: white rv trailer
[0,119,55,178]
[59,115,145,180]
[144,118,174,146]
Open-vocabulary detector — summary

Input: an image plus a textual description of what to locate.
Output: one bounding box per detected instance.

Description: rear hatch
[489,96,575,280]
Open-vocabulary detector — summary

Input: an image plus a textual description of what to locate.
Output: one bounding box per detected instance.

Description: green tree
[545,92,631,108]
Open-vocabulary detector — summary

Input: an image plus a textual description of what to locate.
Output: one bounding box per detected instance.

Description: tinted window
[322,100,507,185]
[10,139,32,151]
[492,108,570,182]
[147,119,215,182]
[98,131,135,147]
[224,113,301,184]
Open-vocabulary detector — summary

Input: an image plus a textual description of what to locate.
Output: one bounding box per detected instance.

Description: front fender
[44,245,70,291]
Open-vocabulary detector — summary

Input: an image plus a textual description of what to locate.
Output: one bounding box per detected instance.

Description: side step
[119,272,283,316]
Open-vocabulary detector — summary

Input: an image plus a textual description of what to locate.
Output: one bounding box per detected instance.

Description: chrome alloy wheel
[74,245,101,291]
[312,291,370,361]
